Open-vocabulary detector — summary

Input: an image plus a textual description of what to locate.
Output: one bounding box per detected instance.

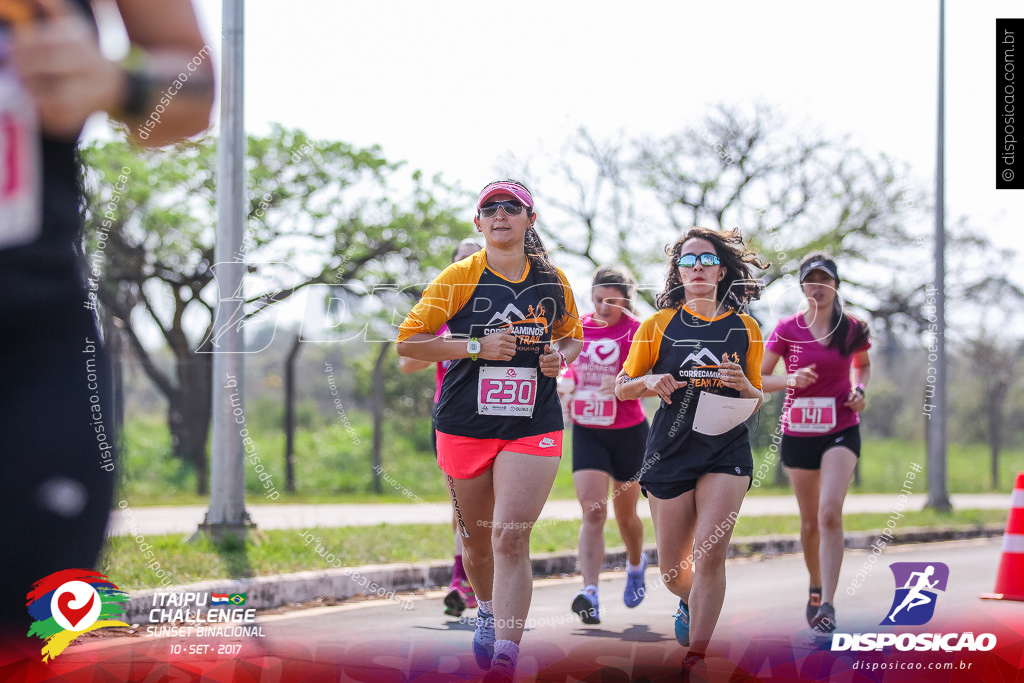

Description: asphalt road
[46,537,1024,682]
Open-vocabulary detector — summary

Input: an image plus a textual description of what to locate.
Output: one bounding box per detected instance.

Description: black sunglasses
[479,200,526,218]
[677,252,721,268]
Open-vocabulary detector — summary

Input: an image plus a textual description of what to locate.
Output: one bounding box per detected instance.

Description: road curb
[122,524,1004,623]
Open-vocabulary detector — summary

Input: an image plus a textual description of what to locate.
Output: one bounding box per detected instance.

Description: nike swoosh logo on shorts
[539,437,556,448]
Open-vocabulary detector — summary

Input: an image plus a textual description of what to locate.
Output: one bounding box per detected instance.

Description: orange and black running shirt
[398,249,582,441]
[622,305,763,479]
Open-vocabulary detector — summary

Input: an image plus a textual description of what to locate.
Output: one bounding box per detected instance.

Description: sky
[90,0,1023,329]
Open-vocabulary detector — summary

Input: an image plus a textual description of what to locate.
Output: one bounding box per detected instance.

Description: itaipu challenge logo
[882,561,950,626]
[26,569,129,661]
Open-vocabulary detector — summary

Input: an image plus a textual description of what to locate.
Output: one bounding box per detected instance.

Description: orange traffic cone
[980,472,1024,601]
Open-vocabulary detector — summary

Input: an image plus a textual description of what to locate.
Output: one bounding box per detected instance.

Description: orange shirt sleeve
[396,255,483,342]
[623,311,668,378]
[740,313,764,391]
[551,267,583,341]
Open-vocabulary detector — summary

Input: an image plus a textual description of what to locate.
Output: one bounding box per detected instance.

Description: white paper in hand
[692,390,759,435]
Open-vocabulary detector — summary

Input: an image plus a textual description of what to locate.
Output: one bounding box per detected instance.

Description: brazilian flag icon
[229,593,247,605]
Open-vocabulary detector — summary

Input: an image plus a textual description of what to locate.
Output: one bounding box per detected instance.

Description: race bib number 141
[788,397,837,433]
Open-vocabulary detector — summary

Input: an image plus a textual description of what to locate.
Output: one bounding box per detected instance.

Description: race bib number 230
[478,366,537,417]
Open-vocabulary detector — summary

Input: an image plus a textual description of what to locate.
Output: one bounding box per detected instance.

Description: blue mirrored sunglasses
[677,252,721,268]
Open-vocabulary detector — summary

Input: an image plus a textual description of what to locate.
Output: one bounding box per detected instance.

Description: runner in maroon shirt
[761,253,871,634]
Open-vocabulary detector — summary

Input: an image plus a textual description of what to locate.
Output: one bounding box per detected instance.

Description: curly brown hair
[656,227,770,311]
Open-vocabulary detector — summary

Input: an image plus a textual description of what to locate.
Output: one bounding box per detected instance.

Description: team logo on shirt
[680,348,720,367]
[676,347,740,390]
[483,303,548,347]
[579,338,619,366]
[487,303,528,326]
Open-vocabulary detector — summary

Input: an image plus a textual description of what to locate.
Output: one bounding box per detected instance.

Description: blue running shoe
[482,653,516,683]
[674,599,690,646]
[473,611,495,669]
[680,651,706,681]
[623,554,647,608]
[571,587,601,624]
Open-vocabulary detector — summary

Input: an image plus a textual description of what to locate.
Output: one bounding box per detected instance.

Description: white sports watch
[467,338,481,361]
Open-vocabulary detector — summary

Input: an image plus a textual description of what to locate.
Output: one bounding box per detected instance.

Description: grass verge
[100,508,1007,591]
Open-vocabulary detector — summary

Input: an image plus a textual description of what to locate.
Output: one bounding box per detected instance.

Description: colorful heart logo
[587,339,619,365]
[56,590,96,630]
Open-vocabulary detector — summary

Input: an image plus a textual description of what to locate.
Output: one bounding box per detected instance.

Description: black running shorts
[571,420,649,482]
[642,464,754,500]
[781,424,861,470]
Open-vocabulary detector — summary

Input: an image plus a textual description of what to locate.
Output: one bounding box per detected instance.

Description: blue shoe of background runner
[473,611,495,669]
[674,599,691,646]
[482,652,516,683]
[571,587,601,624]
[623,554,647,608]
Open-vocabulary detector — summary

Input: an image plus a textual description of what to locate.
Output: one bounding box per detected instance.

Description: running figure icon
[887,565,939,622]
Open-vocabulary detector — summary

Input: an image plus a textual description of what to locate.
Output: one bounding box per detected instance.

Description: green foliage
[120,399,1024,504]
[247,396,324,432]
[82,127,475,493]
[349,346,436,423]
[119,414,196,499]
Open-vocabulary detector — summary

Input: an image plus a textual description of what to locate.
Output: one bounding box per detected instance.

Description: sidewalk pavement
[108,493,1010,538]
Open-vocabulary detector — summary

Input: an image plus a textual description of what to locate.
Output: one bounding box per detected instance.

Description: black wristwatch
[117,48,154,120]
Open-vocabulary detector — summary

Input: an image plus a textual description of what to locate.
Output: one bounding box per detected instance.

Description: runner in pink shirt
[557,266,649,625]
[761,253,871,635]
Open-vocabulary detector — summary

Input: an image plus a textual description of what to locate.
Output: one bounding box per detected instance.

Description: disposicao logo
[882,562,949,626]
[832,561,997,653]
[26,569,129,661]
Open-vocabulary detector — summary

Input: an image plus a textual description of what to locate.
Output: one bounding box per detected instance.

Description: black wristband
[120,67,154,119]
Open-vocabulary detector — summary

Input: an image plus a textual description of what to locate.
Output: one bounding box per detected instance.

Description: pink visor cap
[476,181,534,212]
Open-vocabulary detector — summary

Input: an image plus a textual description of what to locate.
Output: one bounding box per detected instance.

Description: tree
[82,125,470,494]
[513,105,923,307]
[512,103,1024,497]
[957,332,1024,490]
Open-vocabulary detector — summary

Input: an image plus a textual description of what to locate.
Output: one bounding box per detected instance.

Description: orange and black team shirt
[398,249,583,441]
[623,305,763,466]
